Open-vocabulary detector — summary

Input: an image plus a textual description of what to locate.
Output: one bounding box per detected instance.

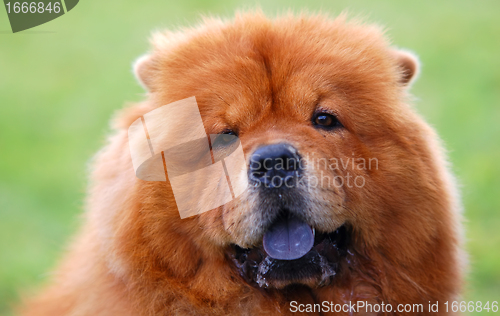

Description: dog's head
[114,13,457,292]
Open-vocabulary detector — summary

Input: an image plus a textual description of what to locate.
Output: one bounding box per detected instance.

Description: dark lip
[227,225,350,288]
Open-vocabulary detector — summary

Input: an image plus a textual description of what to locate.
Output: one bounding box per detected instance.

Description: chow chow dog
[21,11,465,315]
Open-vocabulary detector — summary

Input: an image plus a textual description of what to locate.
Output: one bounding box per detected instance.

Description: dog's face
[129,14,426,291]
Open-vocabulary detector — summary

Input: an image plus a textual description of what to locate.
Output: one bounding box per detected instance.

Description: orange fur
[21,12,465,315]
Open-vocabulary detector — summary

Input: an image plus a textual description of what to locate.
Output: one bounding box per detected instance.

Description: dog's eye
[213,130,237,147]
[312,112,342,129]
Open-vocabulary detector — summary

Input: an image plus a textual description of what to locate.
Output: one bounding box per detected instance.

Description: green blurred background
[0,0,499,314]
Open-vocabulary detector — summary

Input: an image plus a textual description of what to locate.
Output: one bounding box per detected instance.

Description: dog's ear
[392,50,420,87]
[133,54,155,91]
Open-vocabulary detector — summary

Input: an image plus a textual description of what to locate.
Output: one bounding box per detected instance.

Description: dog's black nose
[249,143,301,188]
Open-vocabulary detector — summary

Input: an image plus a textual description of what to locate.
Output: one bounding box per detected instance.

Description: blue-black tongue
[263,215,314,260]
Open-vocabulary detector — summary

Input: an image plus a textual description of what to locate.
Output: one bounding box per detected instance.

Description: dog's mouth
[228,212,350,289]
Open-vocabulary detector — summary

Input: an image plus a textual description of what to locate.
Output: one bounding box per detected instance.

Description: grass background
[0,0,499,314]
